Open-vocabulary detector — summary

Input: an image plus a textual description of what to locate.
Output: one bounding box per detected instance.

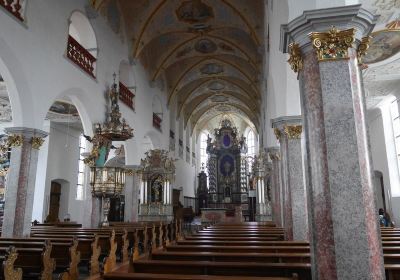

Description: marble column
[2,127,47,237]
[272,116,308,241]
[91,197,101,227]
[282,5,384,279]
[267,147,283,227]
[124,170,134,222]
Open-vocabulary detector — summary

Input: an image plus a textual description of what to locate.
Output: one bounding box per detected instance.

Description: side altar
[137,149,175,222]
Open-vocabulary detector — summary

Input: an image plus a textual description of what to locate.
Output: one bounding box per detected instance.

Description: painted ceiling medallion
[210,95,229,103]
[176,0,214,24]
[208,81,225,91]
[364,22,400,64]
[195,39,217,53]
[200,63,224,75]
[216,105,231,112]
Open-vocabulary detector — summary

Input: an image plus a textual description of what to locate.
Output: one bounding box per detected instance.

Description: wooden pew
[103,273,299,280]
[129,259,311,280]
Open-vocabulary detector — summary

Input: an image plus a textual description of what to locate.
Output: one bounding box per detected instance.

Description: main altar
[206,118,248,207]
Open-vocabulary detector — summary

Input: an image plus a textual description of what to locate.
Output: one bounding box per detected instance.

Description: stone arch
[0,36,34,127]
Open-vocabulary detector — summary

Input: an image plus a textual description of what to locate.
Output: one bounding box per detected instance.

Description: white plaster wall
[265,0,301,148]
[368,107,400,226]
[41,122,83,223]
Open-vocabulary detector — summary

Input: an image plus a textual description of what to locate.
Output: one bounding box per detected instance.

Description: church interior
[0,0,400,279]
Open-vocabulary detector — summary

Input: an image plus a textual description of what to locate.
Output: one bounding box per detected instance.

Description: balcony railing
[66,35,96,78]
[119,82,135,110]
[153,113,162,131]
[1,0,23,21]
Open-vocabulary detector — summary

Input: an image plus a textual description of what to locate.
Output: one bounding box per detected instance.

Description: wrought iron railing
[66,35,96,78]
[0,0,23,21]
[119,82,135,110]
[153,113,162,131]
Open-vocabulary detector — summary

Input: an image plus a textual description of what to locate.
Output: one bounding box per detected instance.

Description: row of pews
[0,220,185,280]
[102,223,400,280]
[103,222,304,280]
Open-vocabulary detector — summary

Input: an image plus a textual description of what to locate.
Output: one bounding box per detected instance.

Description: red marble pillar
[267,147,283,227]
[2,127,47,237]
[282,5,384,279]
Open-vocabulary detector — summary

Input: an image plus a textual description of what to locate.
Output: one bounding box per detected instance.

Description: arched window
[67,11,97,77]
[76,134,87,200]
[200,132,209,176]
[247,129,255,158]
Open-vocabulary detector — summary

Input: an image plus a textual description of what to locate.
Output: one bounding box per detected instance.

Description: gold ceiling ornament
[273,128,282,140]
[31,137,45,150]
[268,151,280,161]
[386,20,400,30]
[287,43,303,73]
[7,134,24,148]
[284,125,302,139]
[357,36,372,66]
[308,26,355,61]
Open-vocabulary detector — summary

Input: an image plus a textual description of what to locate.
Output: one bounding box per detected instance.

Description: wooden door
[48,182,61,222]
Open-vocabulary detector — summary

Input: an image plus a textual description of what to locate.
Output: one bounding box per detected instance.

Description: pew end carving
[40,240,56,280]
[4,246,22,280]
[104,230,117,273]
[59,237,80,280]
[90,235,101,276]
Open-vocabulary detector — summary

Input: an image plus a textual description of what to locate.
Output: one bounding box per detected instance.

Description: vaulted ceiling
[92,0,265,135]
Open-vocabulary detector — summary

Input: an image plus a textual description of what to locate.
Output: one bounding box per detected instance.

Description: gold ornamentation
[60,238,80,280]
[41,240,56,280]
[31,137,45,150]
[287,43,303,73]
[125,169,135,176]
[0,168,9,177]
[90,235,101,276]
[309,26,355,61]
[122,229,129,263]
[7,134,24,148]
[133,230,140,261]
[357,36,372,66]
[273,128,281,140]
[4,246,22,280]
[283,125,302,139]
[104,230,117,273]
[268,151,280,161]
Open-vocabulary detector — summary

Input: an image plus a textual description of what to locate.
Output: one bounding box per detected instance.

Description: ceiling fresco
[91,0,264,132]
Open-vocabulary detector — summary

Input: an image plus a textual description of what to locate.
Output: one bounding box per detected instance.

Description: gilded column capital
[283,125,302,139]
[308,26,355,61]
[7,134,24,147]
[357,36,372,66]
[273,128,282,140]
[287,43,303,73]
[31,137,45,150]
